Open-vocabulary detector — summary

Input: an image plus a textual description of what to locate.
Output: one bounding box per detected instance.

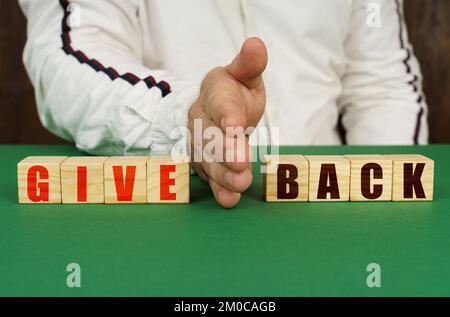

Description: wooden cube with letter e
[263,155,309,202]
[147,156,190,204]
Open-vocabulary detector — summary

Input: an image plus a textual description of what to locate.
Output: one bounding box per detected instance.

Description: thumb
[226,37,268,90]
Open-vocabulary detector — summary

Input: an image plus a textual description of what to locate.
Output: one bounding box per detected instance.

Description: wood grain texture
[17,156,67,203]
[386,154,434,201]
[147,156,190,204]
[61,156,108,204]
[104,157,148,204]
[263,155,309,202]
[345,155,393,202]
[305,156,350,202]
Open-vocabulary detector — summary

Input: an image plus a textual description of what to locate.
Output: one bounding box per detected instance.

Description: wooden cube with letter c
[147,156,190,204]
[386,154,434,201]
[104,157,148,204]
[345,155,393,201]
[263,155,309,202]
[61,156,108,204]
[306,155,350,202]
[17,156,68,204]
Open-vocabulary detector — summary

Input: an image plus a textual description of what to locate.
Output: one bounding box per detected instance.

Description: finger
[226,37,268,90]
[221,134,251,172]
[209,178,241,209]
[203,161,253,193]
[204,77,247,133]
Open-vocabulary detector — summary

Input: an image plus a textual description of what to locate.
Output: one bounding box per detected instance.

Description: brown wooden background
[1,0,449,144]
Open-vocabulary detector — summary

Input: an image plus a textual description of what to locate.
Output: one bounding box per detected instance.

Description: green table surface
[0,145,449,297]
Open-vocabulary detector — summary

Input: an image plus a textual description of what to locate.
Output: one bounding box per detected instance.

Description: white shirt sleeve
[338,0,428,145]
[19,0,200,155]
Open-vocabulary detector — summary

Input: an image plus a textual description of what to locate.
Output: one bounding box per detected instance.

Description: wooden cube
[345,155,393,201]
[305,155,350,202]
[386,154,434,201]
[104,157,148,204]
[18,156,67,204]
[263,155,309,202]
[61,157,108,204]
[147,156,190,203]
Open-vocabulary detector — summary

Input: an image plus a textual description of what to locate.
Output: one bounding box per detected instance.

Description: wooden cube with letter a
[104,157,148,204]
[263,155,309,202]
[61,157,108,204]
[17,156,67,204]
[386,154,434,201]
[306,155,350,202]
[345,155,392,201]
[147,156,190,203]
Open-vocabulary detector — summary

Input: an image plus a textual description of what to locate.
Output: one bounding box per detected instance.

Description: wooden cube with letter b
[345,155,393,201]
[263,155,309,202]
[386,154,434,201]
[17,156,67,204]
[306,155,350,202]
[61,157,108,204]
[147,156,190,203]
[104,157,148,204]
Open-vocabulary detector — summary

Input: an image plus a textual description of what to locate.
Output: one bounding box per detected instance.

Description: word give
[18,156,189,204]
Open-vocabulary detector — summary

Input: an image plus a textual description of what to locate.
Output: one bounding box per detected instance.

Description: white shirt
[19,0,428,156]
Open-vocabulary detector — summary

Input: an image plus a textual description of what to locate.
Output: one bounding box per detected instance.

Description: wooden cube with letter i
[61,156,108,204]
[263,155,309,202]
[147,156,190,204]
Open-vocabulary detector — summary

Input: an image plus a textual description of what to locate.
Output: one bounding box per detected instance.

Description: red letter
[27,165,49,202]
[160,165,176,200]
[113,166,136,201]
[77,166,87,202]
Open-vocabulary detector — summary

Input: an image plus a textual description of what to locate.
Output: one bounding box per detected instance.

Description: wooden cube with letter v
[263,155,309,202]
[147,156,190,203]
[306,155,350,202]
[386,154,434,201]
[17,156,68,203]
[104,157,148,204]
[61,156,108,204]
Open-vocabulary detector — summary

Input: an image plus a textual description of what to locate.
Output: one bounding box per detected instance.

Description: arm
[19,0,199,155]
[338,0,428,145]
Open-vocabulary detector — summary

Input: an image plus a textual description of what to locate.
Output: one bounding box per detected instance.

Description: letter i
[77,166,87,202]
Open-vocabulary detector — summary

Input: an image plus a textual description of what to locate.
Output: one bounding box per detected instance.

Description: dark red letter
[404,163,426,198]
[361,163,383,199]
[317,164,340,199]
[277,164,299,199]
